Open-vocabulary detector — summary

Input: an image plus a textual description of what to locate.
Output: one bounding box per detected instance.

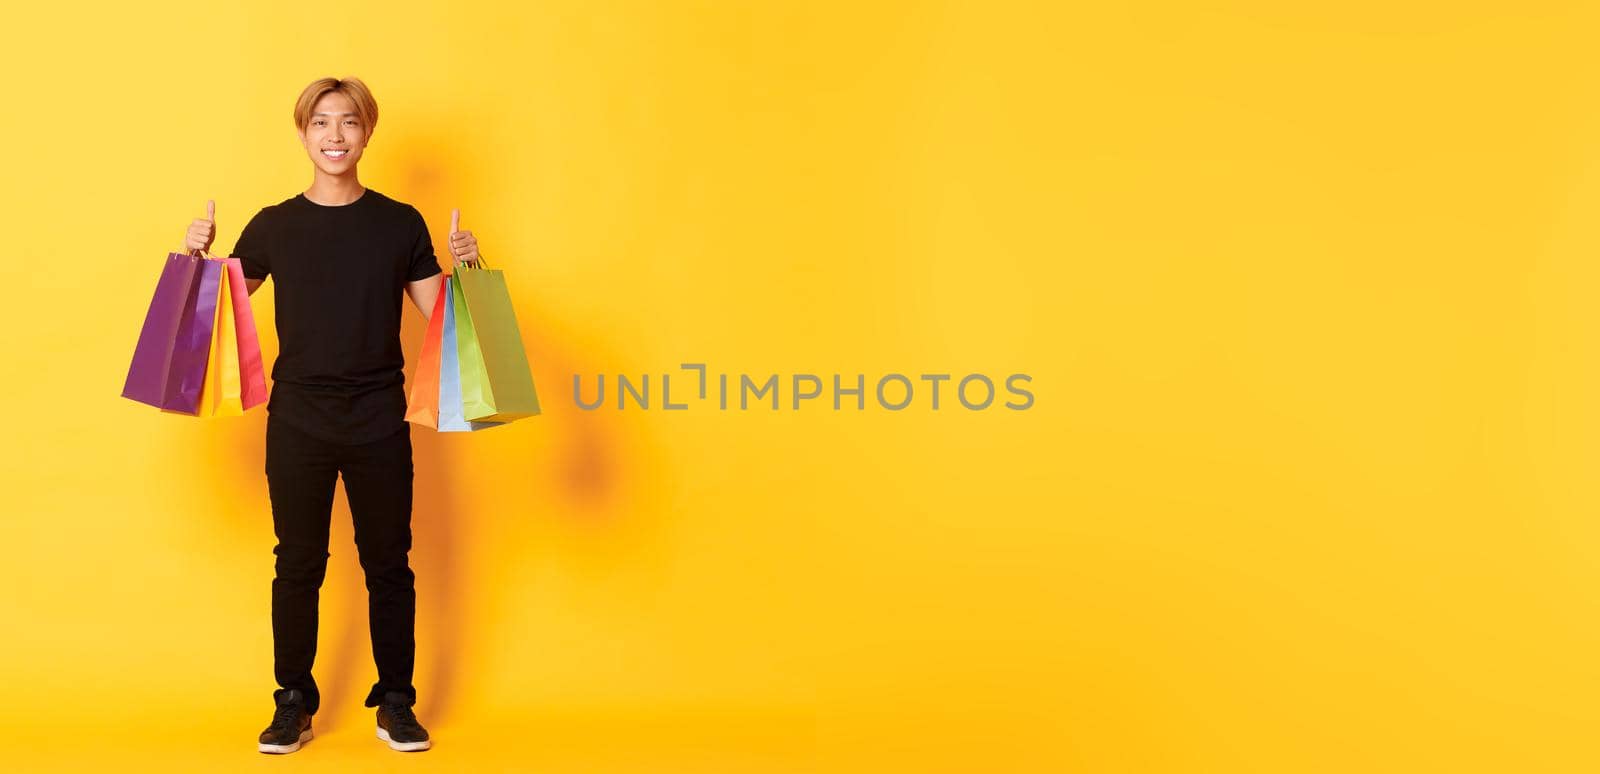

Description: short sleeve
[407,207,443,282]
[234,207,273,280]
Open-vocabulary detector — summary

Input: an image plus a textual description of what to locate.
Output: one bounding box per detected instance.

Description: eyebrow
[312,112,359,118]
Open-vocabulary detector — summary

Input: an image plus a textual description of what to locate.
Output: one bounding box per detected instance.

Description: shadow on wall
[390,125,632,518]
[390,128,644,718]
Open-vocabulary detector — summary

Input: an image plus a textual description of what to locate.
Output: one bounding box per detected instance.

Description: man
[182,76,480,754]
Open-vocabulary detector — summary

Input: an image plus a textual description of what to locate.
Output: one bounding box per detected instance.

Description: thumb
[206,199,216,222]
[450,208,460,235]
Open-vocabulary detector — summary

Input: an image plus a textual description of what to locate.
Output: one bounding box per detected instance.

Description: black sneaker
[258,689,313,754]
[375,691,432,751]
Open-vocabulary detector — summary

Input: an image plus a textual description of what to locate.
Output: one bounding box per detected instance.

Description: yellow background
[2,1,1596,771]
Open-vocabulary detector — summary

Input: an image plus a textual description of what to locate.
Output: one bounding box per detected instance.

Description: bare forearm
[406,273,445,321]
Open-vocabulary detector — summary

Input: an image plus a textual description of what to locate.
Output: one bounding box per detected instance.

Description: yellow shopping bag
[197,261,244,418]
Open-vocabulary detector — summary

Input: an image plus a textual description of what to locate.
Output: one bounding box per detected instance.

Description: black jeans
[265,413,417,715]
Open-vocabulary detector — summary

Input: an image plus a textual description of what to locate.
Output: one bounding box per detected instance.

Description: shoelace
[385,702,423,733]
[269,702,302,732]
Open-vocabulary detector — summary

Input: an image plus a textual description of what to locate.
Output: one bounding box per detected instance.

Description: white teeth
[323,150,348,157]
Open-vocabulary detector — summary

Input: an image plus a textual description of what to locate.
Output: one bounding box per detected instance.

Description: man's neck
[304,174,366,206]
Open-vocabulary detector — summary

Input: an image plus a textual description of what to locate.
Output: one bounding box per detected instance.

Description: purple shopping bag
[161,254,225,414]
[122,251,206,409]
[122,250,224,415]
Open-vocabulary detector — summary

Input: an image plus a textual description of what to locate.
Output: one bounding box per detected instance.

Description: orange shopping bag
[404,279,450,427]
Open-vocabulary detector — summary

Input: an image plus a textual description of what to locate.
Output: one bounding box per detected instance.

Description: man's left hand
[449,208,480,266]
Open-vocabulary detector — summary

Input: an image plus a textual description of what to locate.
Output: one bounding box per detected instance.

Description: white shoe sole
[377,725,432,751]
[258,727,313,754]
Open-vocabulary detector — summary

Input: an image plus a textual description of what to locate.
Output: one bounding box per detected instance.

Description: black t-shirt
[231,188,442,444]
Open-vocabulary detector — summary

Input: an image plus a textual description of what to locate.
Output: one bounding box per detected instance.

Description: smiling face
[298,91,369,176]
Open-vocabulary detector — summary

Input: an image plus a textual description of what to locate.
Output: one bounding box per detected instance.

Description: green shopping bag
[452,256,541,422]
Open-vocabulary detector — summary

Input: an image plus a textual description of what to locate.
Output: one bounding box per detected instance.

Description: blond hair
[293,77,378,138]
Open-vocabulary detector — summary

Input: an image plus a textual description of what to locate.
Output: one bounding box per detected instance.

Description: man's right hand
[184,200,216,255]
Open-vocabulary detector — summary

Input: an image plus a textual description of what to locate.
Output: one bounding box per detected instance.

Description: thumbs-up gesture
[448,208,480,267]
[184,200,216,256]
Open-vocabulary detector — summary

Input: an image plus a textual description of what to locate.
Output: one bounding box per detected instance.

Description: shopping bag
[453,259,540,422]
[145,252,225,415]
[197,265,243,418]
[438,274,503,433]
[122,251,205,408]
[222,257,269,411]
[164,254,225,414]
[405,275,449,428]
